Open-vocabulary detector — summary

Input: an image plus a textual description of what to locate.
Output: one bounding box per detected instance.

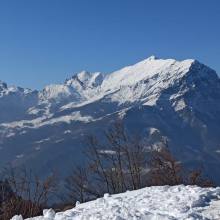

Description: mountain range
[0,56,220,182]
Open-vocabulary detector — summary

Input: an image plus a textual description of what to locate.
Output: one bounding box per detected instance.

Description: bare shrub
[187,168,214,187]
[65,122,149,203]
[65,122,214,203]
[0,167,57,219]
[149,146,214,187]
[148,146,183,186]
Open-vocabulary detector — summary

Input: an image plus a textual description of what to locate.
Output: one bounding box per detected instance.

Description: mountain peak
[66,71,104,88]
[101,57,195,93]
[76,70,91,82]
[146,55,158,61]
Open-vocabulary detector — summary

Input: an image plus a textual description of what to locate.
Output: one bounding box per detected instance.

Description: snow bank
[12,185,220,220]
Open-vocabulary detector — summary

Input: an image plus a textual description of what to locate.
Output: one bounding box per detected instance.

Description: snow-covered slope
[101,56,193,91]
[0,56,220,183]
[12,185,220,220]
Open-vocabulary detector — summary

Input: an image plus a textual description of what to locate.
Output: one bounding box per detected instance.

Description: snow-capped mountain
[0,56,220,182]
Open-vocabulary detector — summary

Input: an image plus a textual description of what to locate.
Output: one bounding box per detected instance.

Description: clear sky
[0,0,219,90]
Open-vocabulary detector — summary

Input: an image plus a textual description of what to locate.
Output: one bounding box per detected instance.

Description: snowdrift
[12,185,220,220]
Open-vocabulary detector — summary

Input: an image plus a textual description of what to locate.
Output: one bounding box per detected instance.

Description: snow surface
[12,185,220,220]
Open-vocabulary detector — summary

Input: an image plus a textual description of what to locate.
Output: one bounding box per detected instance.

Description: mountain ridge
[0,56,217,102]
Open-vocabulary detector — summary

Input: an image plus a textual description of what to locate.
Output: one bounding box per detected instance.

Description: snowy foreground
[12,185,220,220]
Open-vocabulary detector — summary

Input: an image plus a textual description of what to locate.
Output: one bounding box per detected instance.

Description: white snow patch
[143,95,158,106]
[16,154,24,159]
[27,107,42,115]
[1,112,93,129]
[173,99,186,111]
[118,107,131,119]
[35,146,41,151]
[34,138,51,144]
[6,132,16,137]
[54,138,64,143]
[98,150,117,155]
[148,127,160,135]
[20,130,27,135]
[64,130,71,134]
[42,112,93,125]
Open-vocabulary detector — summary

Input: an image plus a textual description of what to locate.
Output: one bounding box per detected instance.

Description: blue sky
[0,0,219,89]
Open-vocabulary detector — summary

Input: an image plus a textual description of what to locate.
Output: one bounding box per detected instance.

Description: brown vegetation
[0,167,57,219]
